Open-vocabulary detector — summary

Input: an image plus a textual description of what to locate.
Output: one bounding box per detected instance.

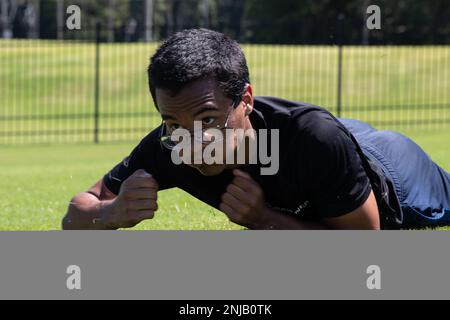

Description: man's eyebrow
[193,106,220,117]
[160,106,219,121]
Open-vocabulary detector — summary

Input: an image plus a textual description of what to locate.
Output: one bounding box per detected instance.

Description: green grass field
[0,40,449,230]
[0,141,243,230]
[0,129,449,231]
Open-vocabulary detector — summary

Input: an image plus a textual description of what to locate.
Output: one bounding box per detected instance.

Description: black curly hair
[148,28,250,110]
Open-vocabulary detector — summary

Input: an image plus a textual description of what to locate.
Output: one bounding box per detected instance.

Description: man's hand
[101,169,159,229]
[219,169,271,229]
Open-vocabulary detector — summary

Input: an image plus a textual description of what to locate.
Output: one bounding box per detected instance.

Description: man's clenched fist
[102,169,159,229]
[219,169,271,229]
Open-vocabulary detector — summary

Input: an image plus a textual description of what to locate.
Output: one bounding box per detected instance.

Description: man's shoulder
[134,124,168,154]
[254,96,325,114]
[253,96,344,142]
[130,124,173,167]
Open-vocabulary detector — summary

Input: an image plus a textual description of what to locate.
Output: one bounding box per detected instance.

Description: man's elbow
[62,195,78,230]
[62,192,95,230]
[61,214,71,230]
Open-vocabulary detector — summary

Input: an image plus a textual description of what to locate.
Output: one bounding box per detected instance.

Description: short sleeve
[299,114,372,218]
[102,127,174,195]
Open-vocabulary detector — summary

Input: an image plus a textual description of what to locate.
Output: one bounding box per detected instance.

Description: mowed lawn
[0,141,241,231]
[0,129,449,231]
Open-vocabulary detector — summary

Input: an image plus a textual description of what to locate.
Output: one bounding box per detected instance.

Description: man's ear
[242,84,254,116]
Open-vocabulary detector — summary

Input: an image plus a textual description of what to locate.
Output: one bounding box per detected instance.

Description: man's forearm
[62,193,116,230]
[252,208,329,230]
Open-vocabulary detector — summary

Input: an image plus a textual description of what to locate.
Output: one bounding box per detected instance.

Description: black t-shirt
[103,96,377,223]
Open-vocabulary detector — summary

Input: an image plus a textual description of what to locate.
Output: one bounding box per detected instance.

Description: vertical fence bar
[337,45,343,118]
[336,13,345,118]
[94,23,101,144]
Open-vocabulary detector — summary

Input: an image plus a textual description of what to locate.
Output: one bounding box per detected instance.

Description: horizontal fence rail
[1,30,450,144]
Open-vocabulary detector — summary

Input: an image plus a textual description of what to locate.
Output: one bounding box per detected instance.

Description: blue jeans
[339,119,450,228]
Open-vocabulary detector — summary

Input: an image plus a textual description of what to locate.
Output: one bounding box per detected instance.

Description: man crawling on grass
[63,28,450,230]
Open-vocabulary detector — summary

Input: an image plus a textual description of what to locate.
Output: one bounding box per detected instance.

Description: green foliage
[14,0,450,43]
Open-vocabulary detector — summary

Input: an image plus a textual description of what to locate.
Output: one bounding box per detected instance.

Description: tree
[1,0,18,38]
[144,0,153,41]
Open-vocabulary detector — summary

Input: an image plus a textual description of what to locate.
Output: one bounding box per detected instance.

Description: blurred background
[0,0,449,229]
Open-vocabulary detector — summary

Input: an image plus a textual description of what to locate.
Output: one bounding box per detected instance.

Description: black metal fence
[1,25,450,144]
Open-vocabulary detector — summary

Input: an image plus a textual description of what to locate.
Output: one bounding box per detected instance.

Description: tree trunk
[144,0,153,42]
[362,0,370,45]
[201,0,209,28]
[56,0,64,40]
[166,0,174,36]
[1,0,18,38]
[34,0,40,38]
[107,0,114,43]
